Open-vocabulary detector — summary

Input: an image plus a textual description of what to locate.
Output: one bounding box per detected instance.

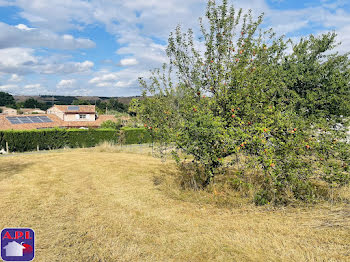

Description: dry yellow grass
[0,147,349,261]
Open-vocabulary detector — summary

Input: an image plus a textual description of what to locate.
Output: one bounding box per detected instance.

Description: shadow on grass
[0,163,32,182]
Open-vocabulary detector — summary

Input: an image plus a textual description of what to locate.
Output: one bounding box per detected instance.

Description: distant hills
[13,95,143,105]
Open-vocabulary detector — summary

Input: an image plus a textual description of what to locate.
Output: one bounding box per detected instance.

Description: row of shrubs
[0,127,153,152]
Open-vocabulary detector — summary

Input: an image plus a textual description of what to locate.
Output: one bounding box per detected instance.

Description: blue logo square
[1,228,35,261]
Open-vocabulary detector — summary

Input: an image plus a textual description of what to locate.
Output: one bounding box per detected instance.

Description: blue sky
[0,0,349,97]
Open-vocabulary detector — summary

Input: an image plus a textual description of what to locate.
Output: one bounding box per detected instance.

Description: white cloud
[0,22,95,50]
[120,58,138,66]
[115,80,135,88]
[19,83,48,94]
[57,79,77,89]
[0,47,37,66]
[24,83,41,89]
[40,61,94,75]
[0,48,94,75]
[9,74,22,82]
[15,0,93,32]
[115,36,168,70]
[89,68,150,92]
[0,47,37,74]
[16,24,34,31]
[0,83,47,95]
[89,73,118,84]
[56,79,94,96]
[0,84,18,91]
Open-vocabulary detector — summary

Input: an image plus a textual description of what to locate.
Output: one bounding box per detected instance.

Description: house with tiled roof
[20,108,46,114]
[47,105,96,121]
[0,105,119,130]
[0,106,17,116]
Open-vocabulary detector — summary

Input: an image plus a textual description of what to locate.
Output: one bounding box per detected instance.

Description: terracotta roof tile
[20,108,46,113]
[48,105,96,113]
[0,114,118,130]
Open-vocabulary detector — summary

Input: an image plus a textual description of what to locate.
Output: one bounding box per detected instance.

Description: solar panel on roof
[21,118,32,123]
[6,117,18,121]
[39,116,52,122]
[6,117,20,124]
[68,106,79,111]
[31,119,42,123]
[9,120,21,124]
[6,116,53,125]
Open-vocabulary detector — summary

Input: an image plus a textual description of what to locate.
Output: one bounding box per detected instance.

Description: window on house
[79,114,87,119]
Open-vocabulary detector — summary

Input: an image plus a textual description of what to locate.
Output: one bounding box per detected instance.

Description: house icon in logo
[3,241,25,256]
[1,228,35,261]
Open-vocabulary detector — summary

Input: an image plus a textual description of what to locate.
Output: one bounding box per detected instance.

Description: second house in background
[47,105,96,121]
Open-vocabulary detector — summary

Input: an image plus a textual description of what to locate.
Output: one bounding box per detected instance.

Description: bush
[0,129,67,151]
[101,120,122,130]
[0,128,151,152]
[66,129,119,148]
[121,127,153,144]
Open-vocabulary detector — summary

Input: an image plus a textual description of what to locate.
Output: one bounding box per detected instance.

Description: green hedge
[120,127,153,145]
[0,128,152,152]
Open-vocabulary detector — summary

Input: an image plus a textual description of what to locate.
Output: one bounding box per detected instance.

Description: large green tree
[23,98,48,110]
[0,92,15,107]
[137,0,350,205]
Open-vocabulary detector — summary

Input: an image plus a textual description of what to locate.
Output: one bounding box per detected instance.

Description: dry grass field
[0,146,349,261]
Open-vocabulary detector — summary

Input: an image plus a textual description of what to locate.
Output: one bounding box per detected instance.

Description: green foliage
[137,0,350,205]
[128,98,140,116]
[109,98,128,112]
[0,129,118,152]
[40,95,76,105]
[283,33,350,119]
[23,98,49,110]
[0,128,152,152]
[96,98,128,113]
[0,92,15,107]
[72,99,91,105]
[100,120,122,130]
[121,127,153,144]
[65,129,119,148]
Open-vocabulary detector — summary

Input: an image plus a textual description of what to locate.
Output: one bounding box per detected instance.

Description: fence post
[6,142,9,153]
[37,145,39,151]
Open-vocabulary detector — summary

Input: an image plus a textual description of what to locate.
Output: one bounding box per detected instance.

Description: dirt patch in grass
[0,148,349,261]
[0,159,33,181]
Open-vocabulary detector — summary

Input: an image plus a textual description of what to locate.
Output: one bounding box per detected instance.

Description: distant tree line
[0,91,129,114]
[72,98,128,113]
